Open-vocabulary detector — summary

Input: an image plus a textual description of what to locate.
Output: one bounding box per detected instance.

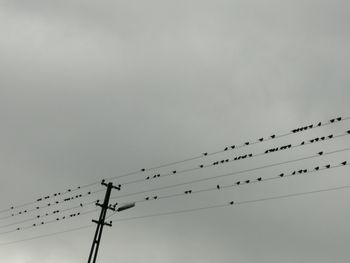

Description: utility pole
[87,180,119,263]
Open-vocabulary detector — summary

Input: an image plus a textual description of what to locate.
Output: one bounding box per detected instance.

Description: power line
[109,147,350,202]
[117,130,349,187]
[0,115,347,215]
[3,128,346,224]
[104,116,348,183]
[115,161,349,208]
[109,184,350,222]
[2,181,350,247]
[3,159,348,236]
[0,208,98,236]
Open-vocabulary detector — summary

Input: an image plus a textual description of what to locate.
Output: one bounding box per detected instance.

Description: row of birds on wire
[1,158,349,236]
[2,128,350,224]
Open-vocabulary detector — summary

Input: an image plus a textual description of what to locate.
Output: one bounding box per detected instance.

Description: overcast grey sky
[0,1,350,262]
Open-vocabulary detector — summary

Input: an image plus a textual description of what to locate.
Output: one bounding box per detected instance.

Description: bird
[224,147,228,151]
[203,152,208,156]
[146,176,150,180]
[318,151,324,155]
[172,170,177,174]
[257,177,262,181]
[337,117,342,121]
[217,185,220,189]
[245,180,250,184]
[248,154,253,157]
[341,161,347,165]
[330,119,335,123]
[271,134,276,139]
[199,165,204,168]
[301,141,305,145]
[347,130,350,134]
[245,142,249,145]
[328,134,334,139]
[279,173,284,177]
[317,122,322,126]
[325,165,331,169]
[141,168,145,172]
[225,159,230,162]
[153,196,158,199]
[231,145,235,149]
[292,171,296,175]
[314,166,320,171]
[259,138,264,141]
[145,197,149,200]
[320,136,325,140]
[309,124,314,129]
[236,181,241,185]
[230,201,234,205]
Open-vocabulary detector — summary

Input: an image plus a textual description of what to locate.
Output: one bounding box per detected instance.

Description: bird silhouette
[224,147,228,151]
[341,161,347,165]
[141,168,145,172]
[245,142,249,145]
[318,151,324,155]
[315,166,319,170]
[231,145,235,149]
[279,173,284,177]
[259,138,264,141]
[203,152,208,156]
[217,185,220,189]
[230,201,234,205]
[347,130,350,134]
[257,177,262,181]
[245,180,250,184]
[325,165,331,169]
[199,165,204,168]
[330,119,335,123]
[328,134,333,139]
[271,135,276,139]
[337,117,342,121]
[317,122,322,126]
[236,181,240,185]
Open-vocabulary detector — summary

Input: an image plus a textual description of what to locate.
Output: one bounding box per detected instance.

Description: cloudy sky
[0,0,350,262]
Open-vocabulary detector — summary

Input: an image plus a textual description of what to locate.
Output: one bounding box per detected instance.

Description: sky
[0,0,350,262]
